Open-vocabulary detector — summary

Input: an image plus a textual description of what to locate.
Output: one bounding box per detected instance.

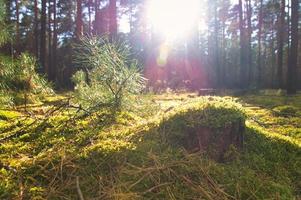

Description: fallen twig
[76,176,85,200]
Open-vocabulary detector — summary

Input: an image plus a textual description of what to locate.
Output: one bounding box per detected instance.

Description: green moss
[156,97,245,149]
[165,97,245,128]
[272,105,300,117]
[0,93,301,199]
[0,110,21,120]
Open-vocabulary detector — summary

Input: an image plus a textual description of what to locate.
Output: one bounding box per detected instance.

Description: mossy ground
[0,92,300,199]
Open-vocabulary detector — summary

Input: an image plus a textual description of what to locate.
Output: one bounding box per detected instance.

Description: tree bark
[88,0,92,35]
[109,0,117,40]
[52,0,57,81]
[239,0,247,88]
[15,0,20,54]
[257,0,263,88]
[3,0,12,56]
[40,0,47,73]
[277,0,285,89]
[214,0,220,87]
[94,0,99,35]
[246,0,252,85]
[287,0,298,94]
[76,0,83,39]
[5,0,11,24]
[220,0,226,87]
[48,0,52,79]
[34,0,39,59]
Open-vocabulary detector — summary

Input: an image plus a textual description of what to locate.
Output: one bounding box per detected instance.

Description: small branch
[76,176,85,200]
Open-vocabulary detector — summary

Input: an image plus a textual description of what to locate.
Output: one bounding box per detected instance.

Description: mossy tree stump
[162,97,246,161]
[184,120,245,160]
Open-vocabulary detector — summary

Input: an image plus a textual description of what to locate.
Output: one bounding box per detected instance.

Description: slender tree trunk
[48,0,52,79]
[5,0,11,24]
[88,0,92,35]
[277,0,285,89]
[15,0,20,54]
[34,0,39,59]
[287,0,298,94]
[109,0,117,40]
[271,29,276,87]
[94,0,99,35]
[246,0,252,85]
[40,0,47,73]
[214,0,220,87]
[221,0,226,87]
[238,0,247,88]
[257,0,263,88]
[76,0,83,39]
[286,0,290,87]
[3,0,12,56]
[52,0,57,81]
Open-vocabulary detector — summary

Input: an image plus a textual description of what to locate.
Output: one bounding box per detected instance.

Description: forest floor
[0,91,301,199]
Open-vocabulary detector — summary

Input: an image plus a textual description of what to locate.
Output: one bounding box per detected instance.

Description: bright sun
[147,0,201,40]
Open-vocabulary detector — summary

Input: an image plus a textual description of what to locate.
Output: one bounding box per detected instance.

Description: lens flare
[147,0,201,40]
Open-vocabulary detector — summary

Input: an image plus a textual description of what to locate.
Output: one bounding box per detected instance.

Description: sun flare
[147,0,201,40]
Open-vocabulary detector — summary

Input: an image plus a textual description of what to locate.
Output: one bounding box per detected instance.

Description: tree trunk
[15,0,20,54]
[88,0,92,35]
[40,0,47,73]
[287,0,298,94]
[271,28,276,88]
[214,0,220,88]
[246,0,252,85]
[76,0,83,39]
[3,0,12,56]
[48,0,52,79]
[238,0,247,88]
[5,0,11,24]
[277,0,285,89]
[257,0,263,88]
[94,0,99,35]
[220,0,226,87]
[52,0,57,81]
[34,0,39,59]
[109,0,117,40]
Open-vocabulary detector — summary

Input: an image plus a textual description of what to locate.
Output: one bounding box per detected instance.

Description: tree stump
[198,88,217,96]
[162,97,246,162]
[184,120,245,161]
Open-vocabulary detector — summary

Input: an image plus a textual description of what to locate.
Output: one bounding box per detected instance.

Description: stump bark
[184,120,245,161]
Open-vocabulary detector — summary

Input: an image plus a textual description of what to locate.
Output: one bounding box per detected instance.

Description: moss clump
[272,105,300,117]
[165,97,245,128]
[160,97,245,154]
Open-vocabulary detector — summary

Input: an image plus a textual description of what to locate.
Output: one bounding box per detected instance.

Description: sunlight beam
[147,0,201,40]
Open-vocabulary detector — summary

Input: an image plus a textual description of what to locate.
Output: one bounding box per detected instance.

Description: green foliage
[0,93,13,107]
[0,53,53,106]
[0,53,52,93]
[72,36,146,112]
